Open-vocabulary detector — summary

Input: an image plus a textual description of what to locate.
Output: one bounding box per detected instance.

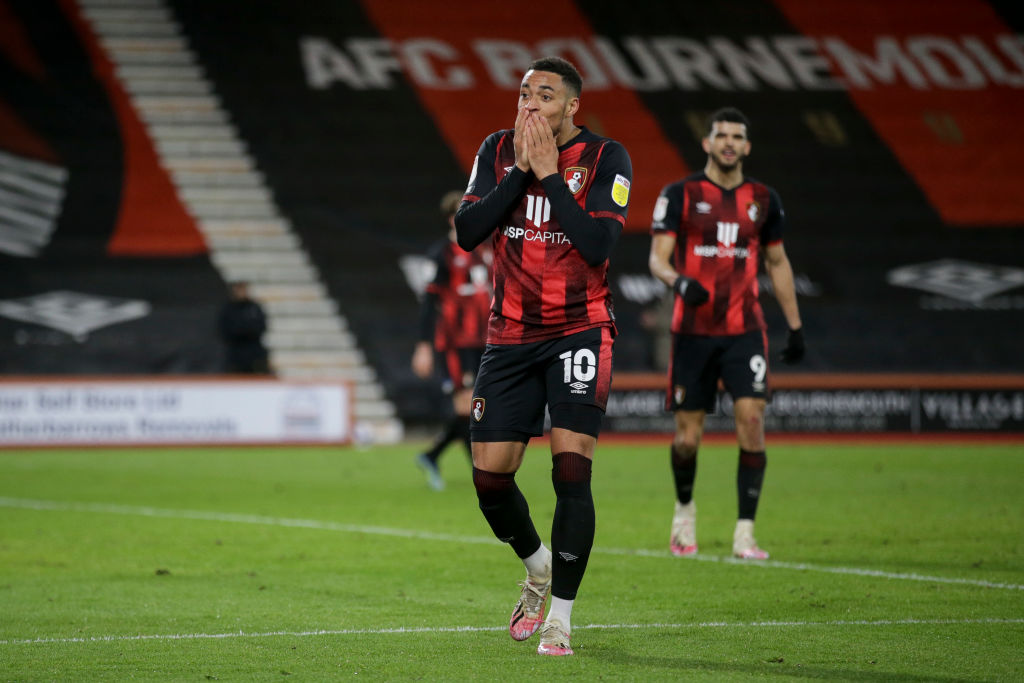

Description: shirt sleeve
[761,187,786,245]
[584,140,632,223]
[539,140,631,266]
[539,177,621,266]
[651,183,683,235]
[418,243,447,342]
[417,291,439,343]
[454,132,530,251]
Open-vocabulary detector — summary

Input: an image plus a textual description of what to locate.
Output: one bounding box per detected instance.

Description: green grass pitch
[1,439,1022,680]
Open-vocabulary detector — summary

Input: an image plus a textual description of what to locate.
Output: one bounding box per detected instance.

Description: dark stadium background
[1,0,1021,435]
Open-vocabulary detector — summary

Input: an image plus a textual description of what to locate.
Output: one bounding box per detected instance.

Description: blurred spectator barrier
[0,378,352,446]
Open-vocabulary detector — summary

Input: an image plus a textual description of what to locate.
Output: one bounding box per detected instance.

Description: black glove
[673,275,709,306]
[780,327,805,364]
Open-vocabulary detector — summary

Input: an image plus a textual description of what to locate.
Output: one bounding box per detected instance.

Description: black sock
[737,449,767,520]
[670,443,698,504]
[423,416,463,462]
[472,467,541,559]
[550,452,594,601]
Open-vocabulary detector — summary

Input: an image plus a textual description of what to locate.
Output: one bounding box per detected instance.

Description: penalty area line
[1,496,1022,591]
[3,618,1023,647]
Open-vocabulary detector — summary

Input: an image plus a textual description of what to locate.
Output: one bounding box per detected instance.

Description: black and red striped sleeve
[454,131,529,251]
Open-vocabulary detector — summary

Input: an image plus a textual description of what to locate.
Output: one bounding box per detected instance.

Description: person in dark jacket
[219,281,270,374]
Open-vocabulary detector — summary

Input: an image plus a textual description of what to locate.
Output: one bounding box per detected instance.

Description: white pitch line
[3,618,1022,647]
[1,496,1021,591]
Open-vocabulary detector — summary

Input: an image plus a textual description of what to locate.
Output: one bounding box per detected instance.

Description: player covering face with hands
[454,57,633,656]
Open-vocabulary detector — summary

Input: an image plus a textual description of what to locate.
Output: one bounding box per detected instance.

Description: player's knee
[672,433,699,458]
[735,402,765,431]
[671,440,698,467]
[551,452,592,499]
[743,412,764,431]
[472,467,516,505]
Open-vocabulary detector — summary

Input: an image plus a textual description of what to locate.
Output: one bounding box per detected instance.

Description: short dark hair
[527,56,583,97]
[707,107,751,138]
[439,190,462,217]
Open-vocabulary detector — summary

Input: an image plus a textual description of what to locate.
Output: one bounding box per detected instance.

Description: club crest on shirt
[612,174,630,207]
[472,397,486,422]
[564,166,588,194]
[747,201,760,221]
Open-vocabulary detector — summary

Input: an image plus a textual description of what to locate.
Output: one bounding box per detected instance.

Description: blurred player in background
[411,190,493,491]
[455,56,632,656]
[648,107,805,561]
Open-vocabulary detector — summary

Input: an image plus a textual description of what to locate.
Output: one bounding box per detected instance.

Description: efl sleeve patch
[652,195,668,222]
[612,174,630,208]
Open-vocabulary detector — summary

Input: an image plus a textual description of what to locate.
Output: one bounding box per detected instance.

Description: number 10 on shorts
[560,348,596,392]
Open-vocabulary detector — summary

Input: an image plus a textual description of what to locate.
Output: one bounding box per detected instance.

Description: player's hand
[673,275,710,306]
[780,327,805,364]
[513,107,530,172]
[525,113,559,179]
[411,341,434,378]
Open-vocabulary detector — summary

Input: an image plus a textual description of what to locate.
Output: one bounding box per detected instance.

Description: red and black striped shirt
[424,239,492,351]
[462,127,632,344]
[651,172,785,336]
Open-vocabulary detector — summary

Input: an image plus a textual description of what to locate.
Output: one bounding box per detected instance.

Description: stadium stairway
[76,0,402,443]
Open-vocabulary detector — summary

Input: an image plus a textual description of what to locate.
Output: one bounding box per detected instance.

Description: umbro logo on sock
[559,552,578,562]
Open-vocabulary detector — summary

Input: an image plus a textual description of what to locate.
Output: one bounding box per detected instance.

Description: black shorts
[666,330,769,413]
[470,326,614,441]
[437,347,484,393]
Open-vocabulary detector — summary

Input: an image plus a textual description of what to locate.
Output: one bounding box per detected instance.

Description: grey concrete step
[249,283,328,301]
[156,138,247,157]
[80,0,163,7]
[267,316,347,333]
[213,250,309,268]
[150,124,236,141]
[141,109,226,125]
[271,349,365,367]
[204,233,299,251]
[353,400,397,419]
[262,299,338,316]
[89,20,181,37]
[172,170,264,188]
[180,186,272,203]
[265,330,357,351]
[274,363,376,384]
[200,218,291,236]
[186,199,278,219]
[164,158,254,173]
[216,263,317,284]
[81,6,172,21]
